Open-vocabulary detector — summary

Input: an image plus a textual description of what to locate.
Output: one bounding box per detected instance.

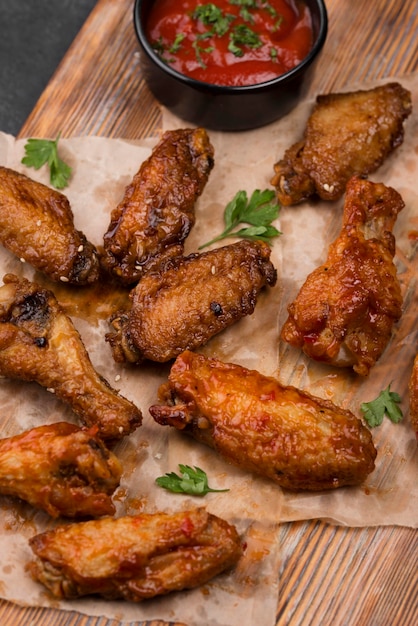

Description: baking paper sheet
[0,72,417,625]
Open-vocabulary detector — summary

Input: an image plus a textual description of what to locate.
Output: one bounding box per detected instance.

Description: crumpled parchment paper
[0,72,417,626]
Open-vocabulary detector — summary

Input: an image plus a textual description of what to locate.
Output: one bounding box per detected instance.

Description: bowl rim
[133,0,328,94]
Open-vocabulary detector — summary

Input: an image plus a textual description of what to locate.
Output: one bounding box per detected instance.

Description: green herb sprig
[21,132,72,189]
[156,464,229,496]
[360,384,403,428]
[199,188,281,249]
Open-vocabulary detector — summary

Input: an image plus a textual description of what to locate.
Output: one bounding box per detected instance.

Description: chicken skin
[0,274,142,440]
[280,177,404,376]
[106,240,277,364]
[0,166,100,284]
[28,507,242,601]
[102,128,215,285]
[0,423,122,518]
[149,351,377,491]
[271,82,412,205]
[409,354,418,439]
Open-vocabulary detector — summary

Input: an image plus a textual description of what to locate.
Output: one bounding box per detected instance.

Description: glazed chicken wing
[102,128,215,285]
[280,176,404,376]
[106,240,277,364]
[28,507,242,600]
[150,351,377,491]
[271,82,412,205]
[0,166,100,284]
[0,423,121,518]
[0,274,142,440]
[409,354,418,439]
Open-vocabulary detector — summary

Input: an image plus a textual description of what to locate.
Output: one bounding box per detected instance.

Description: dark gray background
[0,0,97,135]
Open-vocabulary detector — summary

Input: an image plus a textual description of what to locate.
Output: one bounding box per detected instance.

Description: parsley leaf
[360,384,404,428]
[199,188,281,249]
[155,464,229,496]
[21,132,72,189]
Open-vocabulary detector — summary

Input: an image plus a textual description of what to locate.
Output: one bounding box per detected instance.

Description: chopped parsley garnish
[169,33,186,54]
[193,36,215,68]
[193,3,234,37]
[270,47,278,61]
[153,1,284,67]
[228,24,262,56]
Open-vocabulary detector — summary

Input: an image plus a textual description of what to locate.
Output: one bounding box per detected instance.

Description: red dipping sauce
[146,0,314,87]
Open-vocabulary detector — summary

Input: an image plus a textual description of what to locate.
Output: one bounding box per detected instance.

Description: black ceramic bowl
[133,0,328,132]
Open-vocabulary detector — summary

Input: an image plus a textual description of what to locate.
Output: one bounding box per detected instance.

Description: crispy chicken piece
[149,351,377,491]
[106,240,277,364]
[280,176,404,376]
[28,507,242,600]
[102,128,215,285]
[0,166,100,284]
[0,274,142,440]
[271,82,412,205]
[409,354,418,439]
[0,423,122,518]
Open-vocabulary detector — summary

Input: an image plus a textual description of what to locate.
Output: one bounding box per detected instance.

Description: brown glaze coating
[0,422,122,518]
[0,274,142,440]
[102,128,215,285]
[28,508,242,600]
[149,350,377,491]
[0,166,100,284]
[280,176,404,376]
[271,82,412,205]
[106,239,277,364]
[408,354,418,439]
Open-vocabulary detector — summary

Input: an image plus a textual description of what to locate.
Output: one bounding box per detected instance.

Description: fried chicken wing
[28,507,242,600]
[280,177,404,376]
[0,166,100,284]
[409,354,418,439]
[0,274,142,440]
[106,240,277,364]
[149,351,376,491]
[0,423,122,518]
[271,82,412,205]
[102,128,215,285]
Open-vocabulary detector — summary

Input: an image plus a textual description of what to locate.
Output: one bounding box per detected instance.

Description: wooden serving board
[0,0,416,625]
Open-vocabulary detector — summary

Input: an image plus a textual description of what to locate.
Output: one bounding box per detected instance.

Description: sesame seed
[20,258,25,263]
[78,245,84,252]
[114,374,121,382]
[47,387,55,394]
[211,265,216,274]
[36,220,42,227]
[60,276,70,282]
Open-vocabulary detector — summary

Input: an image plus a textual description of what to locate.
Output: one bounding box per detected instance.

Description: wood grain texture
[3,0,418,625]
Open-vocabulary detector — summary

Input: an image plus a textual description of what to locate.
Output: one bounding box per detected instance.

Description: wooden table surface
[1,0,417,624]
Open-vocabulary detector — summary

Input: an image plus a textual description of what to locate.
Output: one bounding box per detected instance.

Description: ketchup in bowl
[146,0,314,87]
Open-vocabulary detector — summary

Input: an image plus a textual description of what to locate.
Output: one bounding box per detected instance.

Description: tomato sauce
[146,0,314,87]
